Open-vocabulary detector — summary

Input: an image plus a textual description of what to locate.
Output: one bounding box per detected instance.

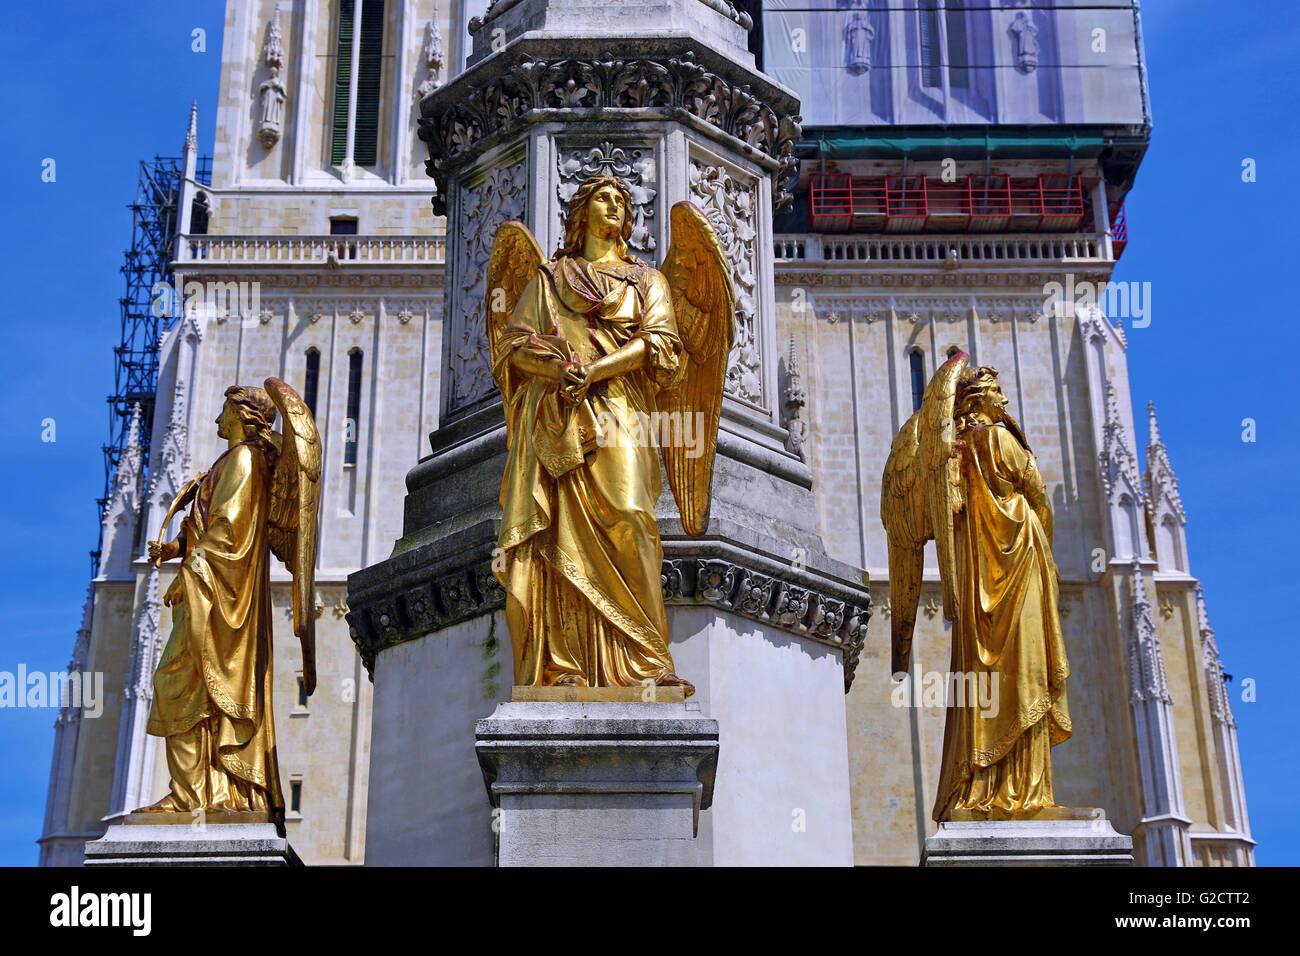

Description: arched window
[330,0,386,169]
[304,348,321,418]
[909,350,926,412]
[345,348,363,464]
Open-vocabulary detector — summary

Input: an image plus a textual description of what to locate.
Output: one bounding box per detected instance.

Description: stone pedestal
[922,810,1135,867]
[476,698,718,866]
[84,816,301,867]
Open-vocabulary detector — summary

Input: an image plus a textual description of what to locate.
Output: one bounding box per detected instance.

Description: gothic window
[909,349,926,412]
[330,0,386,169]
[345,348,363,465]
[304,348,320,418]
[919,0,943,88]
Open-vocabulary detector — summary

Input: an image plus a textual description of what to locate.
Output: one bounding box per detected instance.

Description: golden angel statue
[485,173,735,696]
[136,379,321,828]
[882,354,1071,821]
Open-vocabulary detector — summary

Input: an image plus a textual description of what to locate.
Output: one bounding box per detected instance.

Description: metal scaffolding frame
[92,153,211,576]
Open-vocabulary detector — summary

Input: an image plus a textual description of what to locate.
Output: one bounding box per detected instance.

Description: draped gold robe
[933,421,1071,820]
[146,440,283,814]
[492,255,685,687]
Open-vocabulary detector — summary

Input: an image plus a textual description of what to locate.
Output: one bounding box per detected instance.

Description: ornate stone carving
[1009,11,1040,74]
[843,1,874,75]
[922,592,940,619]
[257,7,286,149]
[689,160,763,406]
[1098,383,1143,503]
[781,336,808,460]
[418,48,801,216]
[416,14,445,100]
[1126,562,1172,705]
[1196,585,1235,728]
[1143,401,1187,524]
[349,553,871,689]
[558,140,657,253]
[449,159,528,409]
[124,571,162,701]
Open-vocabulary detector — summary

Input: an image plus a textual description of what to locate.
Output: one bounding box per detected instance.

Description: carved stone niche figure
[1010,11,1040,74]
[844,1,875,75]
[258,8,287,148]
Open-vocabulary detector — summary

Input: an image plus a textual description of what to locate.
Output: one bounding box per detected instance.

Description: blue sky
[0,1,1295,866]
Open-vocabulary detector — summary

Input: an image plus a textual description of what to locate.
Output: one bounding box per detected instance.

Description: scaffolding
[92,153,211,576]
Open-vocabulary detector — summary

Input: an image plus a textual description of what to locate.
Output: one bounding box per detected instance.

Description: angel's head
[955,365,1009,427]
[219,385,277,446]
[560,174,634,259]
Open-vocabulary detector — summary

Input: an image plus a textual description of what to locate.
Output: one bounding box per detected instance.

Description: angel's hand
[560,361,589,405]
[148,540,181,565]
[162,576,184,607]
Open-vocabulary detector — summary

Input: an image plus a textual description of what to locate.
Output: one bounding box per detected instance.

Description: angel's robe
[146,440,283,814]
[933,421,1072,820]
[492,254,686,687]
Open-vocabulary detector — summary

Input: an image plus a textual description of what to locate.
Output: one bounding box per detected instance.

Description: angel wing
[659,201,736,537]
[265,377,323,697]
[879,352,968,674]
[484,220,545,395]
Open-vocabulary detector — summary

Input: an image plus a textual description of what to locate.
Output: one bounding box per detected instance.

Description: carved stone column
[349,0,869,866]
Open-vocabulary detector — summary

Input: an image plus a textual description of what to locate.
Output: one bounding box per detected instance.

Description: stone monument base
[476,699,719,866]
[84,813,302,867]
[922,808,1134,866]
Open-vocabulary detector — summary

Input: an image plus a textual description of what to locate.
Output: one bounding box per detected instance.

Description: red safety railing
[809,173,1087,235]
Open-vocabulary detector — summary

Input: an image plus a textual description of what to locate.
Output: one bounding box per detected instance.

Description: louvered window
[330,0,385,170]
[919,0,942,88]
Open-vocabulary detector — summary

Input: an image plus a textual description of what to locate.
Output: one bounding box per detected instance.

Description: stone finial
[1143,400,1186,525]
[264,5,284,70]
[184,100,198,152]
[418,13,446,99]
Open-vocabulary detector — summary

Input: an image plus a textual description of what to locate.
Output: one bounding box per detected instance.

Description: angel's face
[585,186,625,238]
[215,398,245,441]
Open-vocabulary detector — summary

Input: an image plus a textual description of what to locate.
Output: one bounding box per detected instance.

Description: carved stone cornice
[417,40,801,216]
[347,527,870,691]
